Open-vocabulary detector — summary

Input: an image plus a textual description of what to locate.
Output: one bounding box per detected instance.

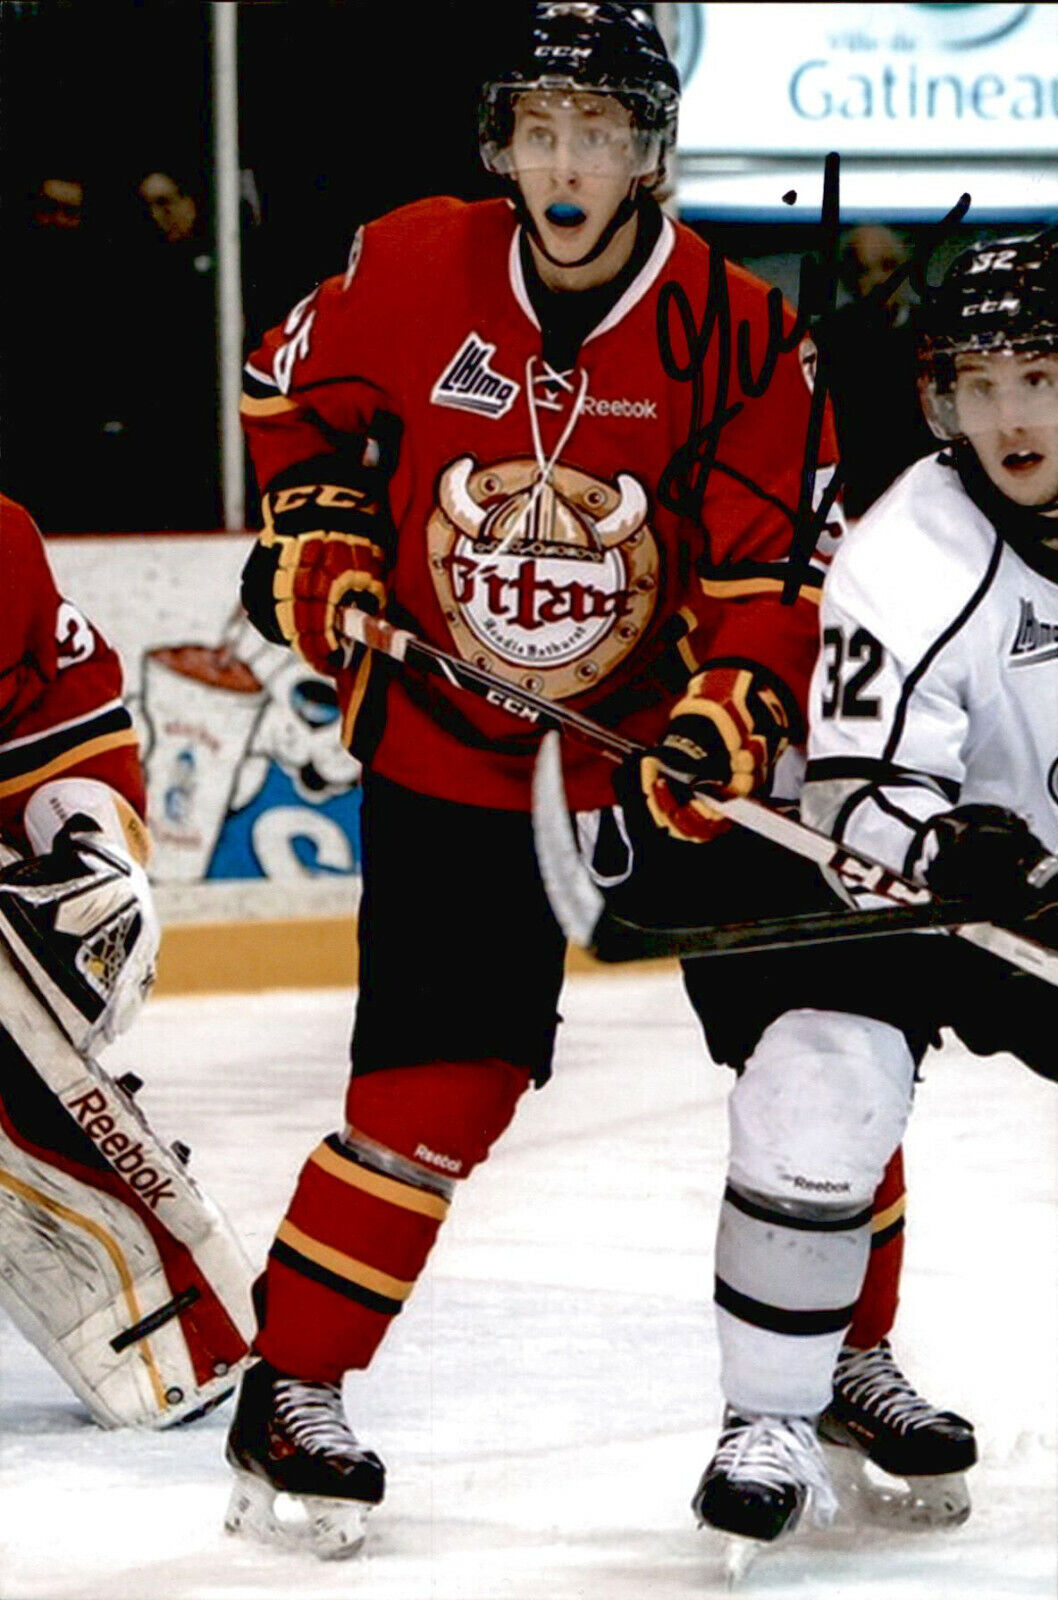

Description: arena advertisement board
[672,2,1058,217]
[46,535,363,897]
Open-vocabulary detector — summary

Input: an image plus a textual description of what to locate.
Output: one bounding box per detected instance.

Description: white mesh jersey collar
[507,213,677,344]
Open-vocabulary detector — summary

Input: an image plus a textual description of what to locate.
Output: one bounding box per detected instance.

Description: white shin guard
[717,1009,915,1418]
[728,1010,916,1208]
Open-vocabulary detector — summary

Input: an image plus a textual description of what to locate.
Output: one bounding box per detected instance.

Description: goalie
[0,493,254,1427]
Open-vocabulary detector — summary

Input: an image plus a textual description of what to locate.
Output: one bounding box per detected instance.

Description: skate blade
[823,1443,971,1529]
[723,1534,767,1587]
[224,1469,371,1560]
[717,1521,811,1588]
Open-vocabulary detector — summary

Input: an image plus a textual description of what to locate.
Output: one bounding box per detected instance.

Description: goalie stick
[340,610,1058,985]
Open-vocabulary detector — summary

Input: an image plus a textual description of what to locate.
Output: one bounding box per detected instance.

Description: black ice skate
[818,1339,976,1527]
[693,1406,838,1576]
[224,1358,385,1559]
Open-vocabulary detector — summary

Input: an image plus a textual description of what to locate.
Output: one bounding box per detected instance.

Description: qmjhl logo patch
[431,333,520,419]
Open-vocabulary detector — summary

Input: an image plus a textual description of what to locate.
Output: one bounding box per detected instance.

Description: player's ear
[638,168,670,203]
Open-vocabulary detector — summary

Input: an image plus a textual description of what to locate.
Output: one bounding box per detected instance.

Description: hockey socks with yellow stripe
[253,1059,531,1380]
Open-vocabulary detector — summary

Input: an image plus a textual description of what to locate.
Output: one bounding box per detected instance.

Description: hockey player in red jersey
[225,1,947,1556]
[0,494,254,1427]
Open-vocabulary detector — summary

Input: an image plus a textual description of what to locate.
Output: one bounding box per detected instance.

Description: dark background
[0,2,545,529]
[2,1,538,334]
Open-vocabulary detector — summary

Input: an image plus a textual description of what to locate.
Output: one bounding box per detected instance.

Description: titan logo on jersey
[1010,598,1058,667]
[431,333,521,419]
[427,455,659,699]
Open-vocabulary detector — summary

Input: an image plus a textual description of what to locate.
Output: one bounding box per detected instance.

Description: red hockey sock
[255,1059,530,1382]
[847,1145,906,1349]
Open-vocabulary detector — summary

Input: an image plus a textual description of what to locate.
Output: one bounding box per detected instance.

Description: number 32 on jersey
[820,625,884,719]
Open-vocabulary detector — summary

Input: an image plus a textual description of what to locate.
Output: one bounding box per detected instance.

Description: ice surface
[2,969,1055,1599]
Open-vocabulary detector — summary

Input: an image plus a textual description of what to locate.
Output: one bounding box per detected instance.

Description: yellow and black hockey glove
[241,457,388,678]
[641,664,796,844]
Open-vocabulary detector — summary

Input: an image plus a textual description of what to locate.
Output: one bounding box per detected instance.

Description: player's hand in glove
[240,457,388,677]
[639,664,796,843]
[914,803,1058,936]
[0,779,159,1053]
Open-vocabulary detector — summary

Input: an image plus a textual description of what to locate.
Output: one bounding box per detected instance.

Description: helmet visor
[482,85,664,180]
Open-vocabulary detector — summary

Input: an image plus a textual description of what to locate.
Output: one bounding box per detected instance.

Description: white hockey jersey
[803,450,1058,875]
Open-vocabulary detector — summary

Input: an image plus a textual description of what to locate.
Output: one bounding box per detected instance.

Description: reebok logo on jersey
[582,394,658,420]
[1010,599,1058,667]
[431,333,520,419]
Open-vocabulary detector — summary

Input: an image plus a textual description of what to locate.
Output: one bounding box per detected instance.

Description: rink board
[154,916,654,994]
[47,533,365,909]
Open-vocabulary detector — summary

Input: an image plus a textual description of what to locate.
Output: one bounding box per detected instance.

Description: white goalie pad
[0,939,255,1429]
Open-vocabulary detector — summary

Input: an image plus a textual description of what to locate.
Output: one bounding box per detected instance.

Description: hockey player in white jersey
[693,233,1058,1549]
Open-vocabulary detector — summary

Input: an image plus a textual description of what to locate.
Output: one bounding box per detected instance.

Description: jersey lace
[488,356,590,561]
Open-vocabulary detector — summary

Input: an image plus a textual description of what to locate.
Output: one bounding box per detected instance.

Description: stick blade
[531,732,605,950]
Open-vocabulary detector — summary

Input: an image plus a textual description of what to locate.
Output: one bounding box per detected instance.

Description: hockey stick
[529,730,1007,964]
[340,611,1058,984]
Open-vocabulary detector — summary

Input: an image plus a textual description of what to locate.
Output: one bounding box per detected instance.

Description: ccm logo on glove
[642,664,796,843]
[242,473,388,678]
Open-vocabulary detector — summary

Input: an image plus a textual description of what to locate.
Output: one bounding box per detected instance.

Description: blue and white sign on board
[672,3,1058,218]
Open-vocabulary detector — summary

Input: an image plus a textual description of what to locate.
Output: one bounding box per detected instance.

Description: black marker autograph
[655,153,971,603]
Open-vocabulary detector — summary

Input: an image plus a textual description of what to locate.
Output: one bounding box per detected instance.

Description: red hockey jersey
[242,198,838,810]
[0,496,144,844]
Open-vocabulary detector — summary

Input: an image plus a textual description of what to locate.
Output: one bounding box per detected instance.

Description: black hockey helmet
[479,2,680,185]
[917,233,1058,439]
